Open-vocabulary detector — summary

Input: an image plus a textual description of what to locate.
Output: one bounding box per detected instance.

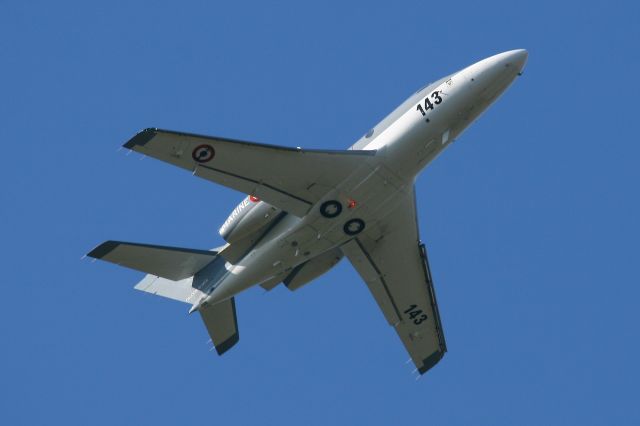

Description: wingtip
[214,333,240,355]
[86,240,119,259]
[123,128,158,149]
[417,350,445,375]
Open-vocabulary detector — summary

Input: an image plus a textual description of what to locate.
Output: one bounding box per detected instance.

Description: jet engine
[219,196,281,243]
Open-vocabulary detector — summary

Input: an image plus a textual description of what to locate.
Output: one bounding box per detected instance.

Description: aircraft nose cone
[464,49,529,82]
[507,49,528,72]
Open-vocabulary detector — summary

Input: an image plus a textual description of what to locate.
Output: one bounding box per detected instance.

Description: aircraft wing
[124,128,376,217]
[341,188,447,375]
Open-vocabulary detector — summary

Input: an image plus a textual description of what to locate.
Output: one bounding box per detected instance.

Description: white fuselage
[203,50,528,307]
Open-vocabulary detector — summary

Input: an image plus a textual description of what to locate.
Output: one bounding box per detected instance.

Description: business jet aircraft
[89,49,528,375]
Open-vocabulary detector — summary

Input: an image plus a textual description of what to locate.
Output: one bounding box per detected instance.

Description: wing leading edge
[341,189,447,375]
[124,128,376,217]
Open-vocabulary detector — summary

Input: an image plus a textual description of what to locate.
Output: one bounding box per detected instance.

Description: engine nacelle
[219,196,280,243]
[284,248,343,291]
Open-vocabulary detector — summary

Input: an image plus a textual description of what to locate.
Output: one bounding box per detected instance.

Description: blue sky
[1,1,639,424]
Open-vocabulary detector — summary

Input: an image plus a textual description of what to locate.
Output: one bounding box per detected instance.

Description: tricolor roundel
[192,144,215,163]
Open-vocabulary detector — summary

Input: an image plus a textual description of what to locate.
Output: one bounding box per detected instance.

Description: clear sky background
[1,1,639,425]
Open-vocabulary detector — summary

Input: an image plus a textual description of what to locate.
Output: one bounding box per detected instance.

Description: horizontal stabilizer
[200,298,239,355]
[87,241,218,281]
[134,274,206,305]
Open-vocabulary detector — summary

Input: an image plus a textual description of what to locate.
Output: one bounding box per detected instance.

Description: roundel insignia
[343,218,365,236]
[192,144,215,163]
[320,200,342,218]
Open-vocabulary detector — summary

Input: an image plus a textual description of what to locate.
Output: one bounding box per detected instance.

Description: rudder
[200,298,239,355]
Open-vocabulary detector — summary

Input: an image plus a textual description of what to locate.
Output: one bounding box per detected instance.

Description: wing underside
[124,128,376,217]
[341,188,447,375]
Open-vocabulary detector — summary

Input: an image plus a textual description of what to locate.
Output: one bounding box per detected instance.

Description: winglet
[417,350,445,375]
[87,240,119,259]
[123,128,158,149]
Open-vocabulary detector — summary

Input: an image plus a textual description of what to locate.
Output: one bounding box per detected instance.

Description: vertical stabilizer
[200,298,239,355]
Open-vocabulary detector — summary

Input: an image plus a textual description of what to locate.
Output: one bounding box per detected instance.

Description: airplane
[88,49,528,375]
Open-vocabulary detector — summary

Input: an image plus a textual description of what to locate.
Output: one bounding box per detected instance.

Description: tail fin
[200,298,239,355]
